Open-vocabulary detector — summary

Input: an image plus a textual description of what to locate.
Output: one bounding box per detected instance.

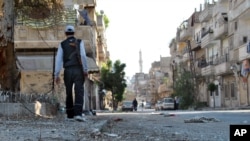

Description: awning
[87,57,99,73]
[16,55,100,73]
[17,55,53,71]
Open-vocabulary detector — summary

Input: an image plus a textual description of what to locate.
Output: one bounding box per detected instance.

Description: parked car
[155,100,163,111]
[161,97,175,110]
[121,101,133,111]
[145,102,152,109]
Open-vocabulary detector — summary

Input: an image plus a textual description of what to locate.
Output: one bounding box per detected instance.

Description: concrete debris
[184,116,220,123]
[113,118,123,122]
[103,132,119,137]
[90,128,101,137]
[164,113,175,117]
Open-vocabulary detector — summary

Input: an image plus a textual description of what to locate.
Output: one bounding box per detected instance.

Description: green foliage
[100,60,127,109]
[207,82,217,92]
[103,14,109,28]
[172,71,195,109]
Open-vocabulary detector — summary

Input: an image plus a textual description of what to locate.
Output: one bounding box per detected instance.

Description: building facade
[14,0,109,110]
[171,0,250,108]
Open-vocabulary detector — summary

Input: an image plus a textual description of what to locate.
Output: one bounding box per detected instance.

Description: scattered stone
[103,132,119,137]
[164,113,175,117]
[184,116,220,123]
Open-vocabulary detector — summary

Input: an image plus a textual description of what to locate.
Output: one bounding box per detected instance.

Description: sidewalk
[200,105,250,111]
[0,114,109,141]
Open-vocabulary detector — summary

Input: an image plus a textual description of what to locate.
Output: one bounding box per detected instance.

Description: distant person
[141,100,144,111]
[174,96,179,110]
[78,8,92,26]
[132,98,138,111]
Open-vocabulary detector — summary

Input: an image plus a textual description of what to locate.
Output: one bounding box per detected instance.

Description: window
[215,86,219,96]
[230,83,236,97]
[234,21,238,31]
[224,84,229,98]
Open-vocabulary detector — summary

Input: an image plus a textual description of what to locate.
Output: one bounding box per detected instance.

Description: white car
[161,97,175,110]
[155,100,163,111]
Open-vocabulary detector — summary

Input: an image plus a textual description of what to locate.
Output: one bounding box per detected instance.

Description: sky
[96,0,209,78]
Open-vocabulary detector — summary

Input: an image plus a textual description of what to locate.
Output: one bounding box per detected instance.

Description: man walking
[54,25,88,122]
[132,98,138,111]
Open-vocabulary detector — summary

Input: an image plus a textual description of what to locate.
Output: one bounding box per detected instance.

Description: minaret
[139,49,143,73]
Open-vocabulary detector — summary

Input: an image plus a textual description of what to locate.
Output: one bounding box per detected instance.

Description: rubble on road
[184,116,220,123]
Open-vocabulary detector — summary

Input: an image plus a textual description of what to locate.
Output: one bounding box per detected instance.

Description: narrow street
[0,109,249,141]
[98,109,250,141]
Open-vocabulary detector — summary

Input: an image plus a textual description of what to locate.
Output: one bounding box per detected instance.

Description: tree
[208,82,217,108]
[100,60,127,110]
[172,71,196,109]
[0,0,19,91]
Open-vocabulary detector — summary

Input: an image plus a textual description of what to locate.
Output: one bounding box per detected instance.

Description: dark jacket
[61,37,81,68]
[133,99,138,107]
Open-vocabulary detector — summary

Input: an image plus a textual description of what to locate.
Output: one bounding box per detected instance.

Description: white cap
[65,25,75,33]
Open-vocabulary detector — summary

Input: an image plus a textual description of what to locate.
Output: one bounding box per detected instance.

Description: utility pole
[139,49,143,73]
[186,40,197,100]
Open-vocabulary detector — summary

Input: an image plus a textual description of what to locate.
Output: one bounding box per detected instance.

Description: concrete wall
[0,102,57,117]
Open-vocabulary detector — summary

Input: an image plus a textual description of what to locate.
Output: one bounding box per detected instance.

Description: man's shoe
[65,118,74,122]
[74,115,86,122]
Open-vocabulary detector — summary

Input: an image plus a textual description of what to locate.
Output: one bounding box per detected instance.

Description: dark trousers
[64,66,84,118]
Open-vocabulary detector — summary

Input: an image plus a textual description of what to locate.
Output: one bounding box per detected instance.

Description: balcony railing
[214,54,231,75]
[77,0,96,7]
[201,32,215,48]
[97,15,105,30]
[201,65,215,76]
[16,9,77,29]
[179,27,193,41]
[14,25,95,54]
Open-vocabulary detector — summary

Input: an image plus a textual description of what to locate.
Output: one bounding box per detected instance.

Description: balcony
[214,54,231,75]
[179,27,193,42]
[14,25,95,54]
[201,65,215,76]
[239,43,250,61]
[190,39,201,51]
[214,62,231,75]
[229,0,250,20]
[213,23,228,39]
[199,6,213,22]
[201,32,215,48]
[97,15,105,31]
[77,0,96,7]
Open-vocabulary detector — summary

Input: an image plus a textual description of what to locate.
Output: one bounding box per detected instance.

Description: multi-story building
[146,57,172,104]
[14,0,109,110]
[172,0,250,108]
[133,72,150,103]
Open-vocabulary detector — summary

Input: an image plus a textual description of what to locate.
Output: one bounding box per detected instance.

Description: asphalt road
[0,109,250,141]
[98,109,250,141]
